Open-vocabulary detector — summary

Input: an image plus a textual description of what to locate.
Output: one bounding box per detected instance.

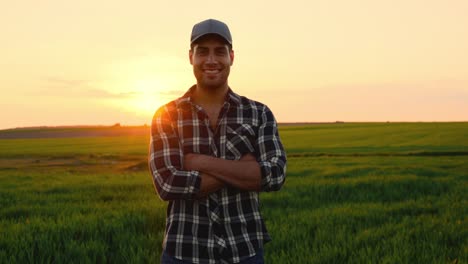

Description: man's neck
[192,84,229,106]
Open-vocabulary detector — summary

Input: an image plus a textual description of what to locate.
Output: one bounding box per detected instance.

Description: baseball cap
[190,19,232,47]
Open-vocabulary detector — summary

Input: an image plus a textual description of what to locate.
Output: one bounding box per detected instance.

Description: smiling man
[149,19,287,264]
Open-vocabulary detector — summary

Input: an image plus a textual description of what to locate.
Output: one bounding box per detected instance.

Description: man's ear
[189,49,194,65]
[230,49,234,66]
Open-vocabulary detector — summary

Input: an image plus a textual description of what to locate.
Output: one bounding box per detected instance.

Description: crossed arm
[149,105,286,201]
[184,153,261,198]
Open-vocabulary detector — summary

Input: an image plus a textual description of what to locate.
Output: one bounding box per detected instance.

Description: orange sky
[1,0,467,129]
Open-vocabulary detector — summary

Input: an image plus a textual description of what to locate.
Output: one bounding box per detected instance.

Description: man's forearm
[186,153,261,192]
[197,173,225,198]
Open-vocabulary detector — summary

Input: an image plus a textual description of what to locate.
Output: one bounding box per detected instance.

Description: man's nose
[207,52,216,63]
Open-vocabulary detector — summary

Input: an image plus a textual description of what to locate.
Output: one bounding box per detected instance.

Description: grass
[0,122,467,263]
[0,168,164,263]
[262,156,466,263]
[281,122,468,154]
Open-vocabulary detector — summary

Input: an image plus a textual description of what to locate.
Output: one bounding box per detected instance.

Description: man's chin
[199,81,227,91]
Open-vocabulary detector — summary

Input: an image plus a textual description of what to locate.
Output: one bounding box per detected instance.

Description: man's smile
[203,69,221,74]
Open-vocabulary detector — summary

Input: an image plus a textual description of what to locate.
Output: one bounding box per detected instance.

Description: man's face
[189,35,234,91]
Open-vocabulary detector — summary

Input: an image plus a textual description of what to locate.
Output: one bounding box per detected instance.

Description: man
[148,18,287,264]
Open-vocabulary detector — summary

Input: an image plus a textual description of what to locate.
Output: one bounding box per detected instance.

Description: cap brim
[191,33,232,45]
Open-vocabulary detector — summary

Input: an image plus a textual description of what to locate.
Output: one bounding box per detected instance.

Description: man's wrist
[195,154,212,173]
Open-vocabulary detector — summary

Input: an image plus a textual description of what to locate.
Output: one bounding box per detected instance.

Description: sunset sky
[1,0,467,129]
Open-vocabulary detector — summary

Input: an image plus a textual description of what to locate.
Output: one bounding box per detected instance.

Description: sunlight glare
[102,54,191,117]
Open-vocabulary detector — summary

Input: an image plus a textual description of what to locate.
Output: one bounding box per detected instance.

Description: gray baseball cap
[190,19,232,46]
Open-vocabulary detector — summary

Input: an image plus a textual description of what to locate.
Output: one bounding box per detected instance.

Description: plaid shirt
[149,86,287,263]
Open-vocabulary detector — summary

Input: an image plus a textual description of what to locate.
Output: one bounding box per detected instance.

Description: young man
[149,18,287,264]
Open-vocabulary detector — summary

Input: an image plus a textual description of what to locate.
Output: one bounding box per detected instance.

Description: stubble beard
[195,67,230,92]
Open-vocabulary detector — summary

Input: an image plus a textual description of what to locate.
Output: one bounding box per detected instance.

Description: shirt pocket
[225,123,257,160]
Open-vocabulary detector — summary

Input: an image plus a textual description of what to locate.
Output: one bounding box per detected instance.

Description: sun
[121,75,191,117]
[100,54,192,118]
[122,77,168,115]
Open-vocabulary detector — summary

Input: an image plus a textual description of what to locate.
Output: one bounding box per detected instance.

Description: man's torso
[161,87,270,263]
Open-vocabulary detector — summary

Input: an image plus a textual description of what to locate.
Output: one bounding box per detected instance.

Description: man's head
[189,19,234,91]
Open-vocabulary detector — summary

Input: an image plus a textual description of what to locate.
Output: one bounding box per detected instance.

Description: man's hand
[240,153,257,161]
[184,153,224,198]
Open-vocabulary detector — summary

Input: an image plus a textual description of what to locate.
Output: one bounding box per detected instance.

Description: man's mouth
[203,69,221,74]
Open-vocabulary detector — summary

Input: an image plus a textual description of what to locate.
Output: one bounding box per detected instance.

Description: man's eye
[197,50,208,56]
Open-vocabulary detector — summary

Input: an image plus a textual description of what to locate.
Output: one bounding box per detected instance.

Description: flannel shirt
[149,86,287,263]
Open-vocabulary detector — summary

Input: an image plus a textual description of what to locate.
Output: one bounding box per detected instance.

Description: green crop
[0,123,466,263]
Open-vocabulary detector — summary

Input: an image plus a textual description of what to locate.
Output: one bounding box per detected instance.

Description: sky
[1,0,467,129]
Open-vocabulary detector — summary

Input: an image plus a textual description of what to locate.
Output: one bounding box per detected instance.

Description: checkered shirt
[148,86,287,263]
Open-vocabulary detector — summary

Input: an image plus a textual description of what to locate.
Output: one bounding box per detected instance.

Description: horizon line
[2,120,468,131]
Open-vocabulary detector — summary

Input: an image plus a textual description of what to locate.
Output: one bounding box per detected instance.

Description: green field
[0,123,467,263]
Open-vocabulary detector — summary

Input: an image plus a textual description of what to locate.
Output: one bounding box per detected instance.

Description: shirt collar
[175,85,241,110]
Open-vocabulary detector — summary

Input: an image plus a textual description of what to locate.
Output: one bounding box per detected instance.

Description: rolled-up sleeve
[256,106,287,192]
[148,106,201,201]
